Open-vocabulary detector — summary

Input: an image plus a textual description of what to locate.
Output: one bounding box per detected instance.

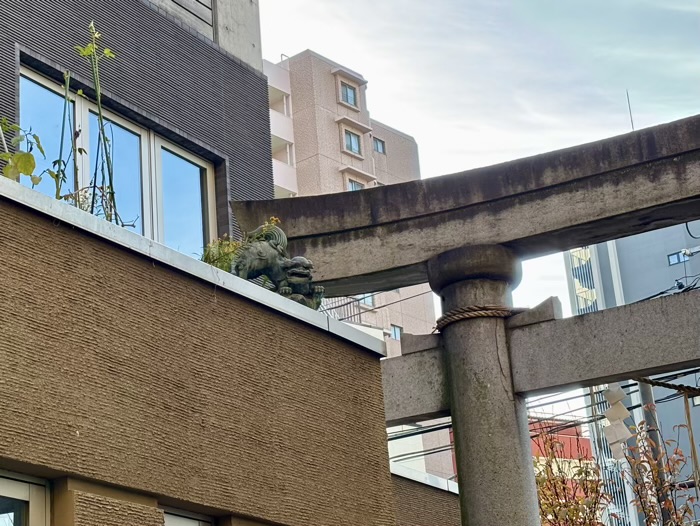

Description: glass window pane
[161,148,206,258]
[89,113,143,234]
[0,495,27,526]
[19,76,76,198]
[347,179,364,192]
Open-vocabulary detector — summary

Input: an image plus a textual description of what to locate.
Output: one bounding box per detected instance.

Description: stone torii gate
[233,113,700,525]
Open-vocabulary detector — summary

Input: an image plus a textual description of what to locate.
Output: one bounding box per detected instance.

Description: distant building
[263,50,452,478]
[264,50,435,357]
[565,221,700,525]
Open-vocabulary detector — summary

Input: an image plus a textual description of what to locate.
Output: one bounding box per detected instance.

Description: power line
[526,369,700,411]
[387,422,452,441]
[626,89,635,131]
[385,370,700,446]
[319,291,383,313]
[529,389,686,440]
[687,222,700,240]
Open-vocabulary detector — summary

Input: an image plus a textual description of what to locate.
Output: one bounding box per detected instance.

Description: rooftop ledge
[0,177,385,357]
[390,462,459,495]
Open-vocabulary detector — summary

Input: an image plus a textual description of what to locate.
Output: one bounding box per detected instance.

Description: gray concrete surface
[232,114,700,296]
[509,288,700,394]
[427,245,539,526]
[382,346,449,426]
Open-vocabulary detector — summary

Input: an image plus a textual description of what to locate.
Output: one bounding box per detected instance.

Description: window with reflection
[89,112,144,234]
[18,69,215,257]
[161,148,206,257]
[0,496,26,526]
[19,76,76,198]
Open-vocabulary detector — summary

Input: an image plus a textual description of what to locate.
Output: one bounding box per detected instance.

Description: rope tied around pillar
[634,376,700,397]
[435,305,526,332]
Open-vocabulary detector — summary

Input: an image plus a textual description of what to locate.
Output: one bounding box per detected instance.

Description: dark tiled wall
[0,0,273,236]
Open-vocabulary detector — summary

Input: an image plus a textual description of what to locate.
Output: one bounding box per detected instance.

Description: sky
[259,0,700,317]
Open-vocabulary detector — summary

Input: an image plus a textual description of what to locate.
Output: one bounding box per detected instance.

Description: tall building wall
[284,50,435,344]
[276,49,443,479]
[150,0,263,71]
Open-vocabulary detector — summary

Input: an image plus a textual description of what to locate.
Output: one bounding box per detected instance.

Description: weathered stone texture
[392,476,460,526]
[0,198,394,526]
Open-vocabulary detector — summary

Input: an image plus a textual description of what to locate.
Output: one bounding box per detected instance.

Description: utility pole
[638,380,672,524]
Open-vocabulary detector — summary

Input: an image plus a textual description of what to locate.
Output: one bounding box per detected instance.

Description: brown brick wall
[72,491,165,526]
[392,476,460,526]
[0,0,273,237]
[0,197,394,526]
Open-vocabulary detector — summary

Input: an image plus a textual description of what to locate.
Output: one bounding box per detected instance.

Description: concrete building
[265,51,435,359]
[263,50,453,479]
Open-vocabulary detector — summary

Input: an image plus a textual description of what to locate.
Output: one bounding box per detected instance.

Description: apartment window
[0,475,48,526]
[356,293,375,307]
[340,82,357,107]
[344,130,362,155]
[373,137,386,154]
[19,69,216,257]
[667,251,689,266]
[390,324,402,340]
[347,179,365,192]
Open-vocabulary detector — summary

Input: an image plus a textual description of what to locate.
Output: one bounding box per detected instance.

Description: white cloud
[259,0,700,312]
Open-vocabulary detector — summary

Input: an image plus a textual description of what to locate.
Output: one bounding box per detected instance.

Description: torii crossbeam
[233,113,700,526]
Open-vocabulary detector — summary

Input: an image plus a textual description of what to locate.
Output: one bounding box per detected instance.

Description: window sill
[338,100,360,112]
[336,115,372,134]
[339,164,376,181]
[342,150,365,161]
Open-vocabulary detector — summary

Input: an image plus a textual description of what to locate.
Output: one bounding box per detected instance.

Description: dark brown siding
[0,0,273,236]
[0,197,394,526]
[393,476,461,526]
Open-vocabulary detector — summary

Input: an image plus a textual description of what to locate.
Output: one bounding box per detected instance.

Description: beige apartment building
[265,49,435,355]
[264,50,456,481]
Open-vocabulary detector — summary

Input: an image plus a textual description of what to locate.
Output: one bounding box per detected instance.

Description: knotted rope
[634,376,700,397]
[435,305,526,332]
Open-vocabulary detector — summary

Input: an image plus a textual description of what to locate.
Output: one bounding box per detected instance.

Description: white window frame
[390,324,402,340]
[0,472,49,526]
[356,293,374,307]
[152,137,217,247]
[20,67,217,248]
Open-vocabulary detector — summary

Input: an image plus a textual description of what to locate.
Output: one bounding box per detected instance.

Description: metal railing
[320,296,362,324]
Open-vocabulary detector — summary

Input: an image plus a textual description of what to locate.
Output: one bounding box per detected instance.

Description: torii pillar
[427,245,538,525]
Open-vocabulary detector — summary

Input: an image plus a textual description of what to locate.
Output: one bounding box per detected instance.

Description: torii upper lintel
[233,113,700,297]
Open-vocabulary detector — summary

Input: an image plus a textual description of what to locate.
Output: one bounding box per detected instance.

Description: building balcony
[263,59,291,94]
[273,158,298,198]
[270,108,294,144]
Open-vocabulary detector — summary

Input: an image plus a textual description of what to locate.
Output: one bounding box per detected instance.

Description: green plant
[0,118,44,185]
[0,22,131,226]
[202,217,281,272]
[74,21,120,223]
